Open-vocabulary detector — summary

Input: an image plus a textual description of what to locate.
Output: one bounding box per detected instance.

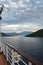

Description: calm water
[2,36,43,63]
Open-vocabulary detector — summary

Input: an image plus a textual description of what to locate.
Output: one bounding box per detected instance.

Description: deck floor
[0,53,9,65]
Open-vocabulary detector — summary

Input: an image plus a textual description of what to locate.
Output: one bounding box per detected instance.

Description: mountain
[6,31,32,36]
[25,29,43,37]
[1,33,7,36]
[19,31,32,36]
[1,32,19,37]
[5,32,19,36]
[1,31,32,37]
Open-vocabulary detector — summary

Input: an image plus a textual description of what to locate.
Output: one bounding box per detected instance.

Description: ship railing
[1,41,43,65]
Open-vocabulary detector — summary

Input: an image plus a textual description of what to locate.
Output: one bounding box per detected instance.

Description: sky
[0,0,43,33]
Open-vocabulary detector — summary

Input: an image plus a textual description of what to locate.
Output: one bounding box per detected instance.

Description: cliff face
[25,29,43,37]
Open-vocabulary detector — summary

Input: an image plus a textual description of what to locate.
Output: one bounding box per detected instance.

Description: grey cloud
[0,0,43,32]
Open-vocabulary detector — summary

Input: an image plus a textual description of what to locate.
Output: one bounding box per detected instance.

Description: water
[2,36,43,63]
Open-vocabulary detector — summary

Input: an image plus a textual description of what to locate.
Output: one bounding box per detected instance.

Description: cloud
[2,0,43,19]
[0,0,43,32]
[1,22,41,33]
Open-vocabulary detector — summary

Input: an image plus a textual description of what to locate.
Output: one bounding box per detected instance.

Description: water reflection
[2,36,43,63]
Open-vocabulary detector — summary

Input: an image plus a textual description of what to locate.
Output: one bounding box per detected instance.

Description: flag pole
[0,4,4,52]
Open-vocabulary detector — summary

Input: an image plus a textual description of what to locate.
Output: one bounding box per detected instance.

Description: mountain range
[1,31,32,37]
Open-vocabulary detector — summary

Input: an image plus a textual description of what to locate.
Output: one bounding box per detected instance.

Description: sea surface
[2,36,43,63]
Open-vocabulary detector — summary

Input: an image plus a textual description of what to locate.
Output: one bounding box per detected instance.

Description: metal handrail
[2,40,43,65]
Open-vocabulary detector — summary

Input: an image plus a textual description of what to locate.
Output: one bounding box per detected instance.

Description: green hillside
[1,33,7,36]
[25,29,43,37]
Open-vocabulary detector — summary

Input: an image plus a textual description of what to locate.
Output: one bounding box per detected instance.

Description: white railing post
[12,50,14,65]
[1,42,3,52]
[6,45,8,61]
[28,62,32,65]
[3,43,5,55]
[1,42,4,53]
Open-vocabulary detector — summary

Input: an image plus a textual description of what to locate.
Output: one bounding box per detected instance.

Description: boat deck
[0,53,9,65]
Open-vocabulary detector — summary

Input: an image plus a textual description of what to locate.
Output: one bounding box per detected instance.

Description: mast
[0,4,4,52]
